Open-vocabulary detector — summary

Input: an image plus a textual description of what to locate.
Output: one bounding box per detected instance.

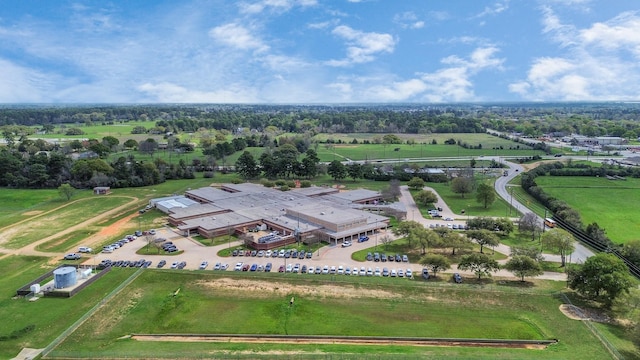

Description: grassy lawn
[535,176,640,244]
[351,237,508,264]
[0,256,134,359]
[47,270,620,359]
[426,181,515,218]
[3,196,133,249]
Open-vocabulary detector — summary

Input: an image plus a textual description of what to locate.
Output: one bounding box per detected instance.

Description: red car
[242,264,250,271]
[278,265,285,273]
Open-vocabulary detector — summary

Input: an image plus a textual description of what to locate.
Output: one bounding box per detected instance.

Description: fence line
[558,293,623,360]
[41,268,144,358]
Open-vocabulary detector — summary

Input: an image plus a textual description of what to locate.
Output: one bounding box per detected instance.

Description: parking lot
[85,227,423,278]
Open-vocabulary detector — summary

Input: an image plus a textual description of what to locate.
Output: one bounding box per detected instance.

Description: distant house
[93,187,111,195]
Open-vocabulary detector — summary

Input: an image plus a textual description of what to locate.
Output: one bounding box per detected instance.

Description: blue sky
[1,0,639,103]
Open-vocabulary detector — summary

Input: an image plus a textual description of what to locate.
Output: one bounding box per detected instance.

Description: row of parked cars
[98,259,152,268]
[232,248,313,260]
[366,252,409,263]
[429,223,468,230]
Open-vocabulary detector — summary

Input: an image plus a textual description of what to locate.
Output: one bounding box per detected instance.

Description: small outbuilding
[93,186,111,195]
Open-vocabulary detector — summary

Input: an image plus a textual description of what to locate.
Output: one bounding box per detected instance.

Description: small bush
[280,185,290,191]
[203,171,214,178]
[275,179,287,186]
[262,180,274,188]
[300,180,312,188]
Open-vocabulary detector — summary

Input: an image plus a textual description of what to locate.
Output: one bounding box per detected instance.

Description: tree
[346,163,363,182]
[380,234,392,250]
[407,176,425,190]
[327,160,347,181]
[123,139,138,149]
[541,228,575,267]
[451,177,474,198]
[235,151,260,180]
[458,253,500,279]
[392,220,423,249]
[381,179,401,202]
[139,138,158,157]
[510,246,544,263]
[504,255,543,282]
[569,253,633,308]
[518,212,540,241]
[475,183,495,209]
[414,190,438,207]
[58,183,76,201]
[466,229,499,254]
[435,228,473,255]
[419,254,451,278]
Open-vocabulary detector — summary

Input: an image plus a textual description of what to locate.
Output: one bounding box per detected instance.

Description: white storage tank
[30,284,41,293]
[81,268,92,279]
[53,266,77,289]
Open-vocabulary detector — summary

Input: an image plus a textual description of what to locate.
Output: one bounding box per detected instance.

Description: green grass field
[534,176,640,244]
[44,270,623,359]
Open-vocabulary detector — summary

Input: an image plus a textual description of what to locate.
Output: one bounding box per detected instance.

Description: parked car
[342,241,352,247]
[171,262,179,269]
[214,262,221,270]
[301,265,308,274]
[382,268,389,277]
[306,252,313,259]
[157,260,167,268]
[234,262,243,271]
[278,265,285,273]
[390,269,397,277]
[398,269,405,277]
[250,264,258,271]
[64,253,80,260]
[308,266,315,274]
[78,246,92,253]
[366,252,373,261]
[199,261,208,270]
[344,267,351,275]
[265,250,272,257]
[406,269,413,278]
[359,267,366,276]
[374,267,381,276]
[232,249,239,256]
[322,265,330,274]
[395,254,402,262]
[257,250,265,257]
[286,264,293,273]
[337,265,344,274]
[381,254,387,262]
[265,263,272,272]
[220,263,229,270]
[422,268,430,280]
[242,264,250,271]
[402,254,409,262]
[358,236,369,242]
[453,273,463,283]
[298,251,305,259]
[374,252,380,262]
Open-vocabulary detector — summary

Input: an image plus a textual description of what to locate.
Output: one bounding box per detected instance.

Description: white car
[234,262,243,271]
[78,246,92,253]
[341,241,352,247]
[337,265,344,274]
[359,267,366,276]
[307,266,315,274]
[265,250,272,257]
[444,217,454,221]
[345,267,351,275]
[398,269,405,278]
[199,261,208,270]
[406,269,413,278]
[374,267,381,276]
[322,265,330,274]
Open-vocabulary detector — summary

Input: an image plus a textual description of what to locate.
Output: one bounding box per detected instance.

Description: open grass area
[534,176,640,244]
[426,181,516,218]
[3,196,133,249]
[351,236,508,264]
[0,256,134,359]
[47,270,620,359]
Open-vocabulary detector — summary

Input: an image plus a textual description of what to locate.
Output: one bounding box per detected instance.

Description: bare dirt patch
[195,278,403,300]
[559,304,613,323]
[131,334,554,349]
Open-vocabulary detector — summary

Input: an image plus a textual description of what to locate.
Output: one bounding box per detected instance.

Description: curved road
[495,159,594,263]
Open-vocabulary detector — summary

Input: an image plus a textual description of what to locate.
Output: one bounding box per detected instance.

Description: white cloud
[474,0,510,18]
[393,12,425,29]
[238,0,317,15]
[208,23,269,53]
[0,59,51,102]
[138,82,258,103]
[326,25,395,66]
[355,46,504,102]
[511,9,640,101]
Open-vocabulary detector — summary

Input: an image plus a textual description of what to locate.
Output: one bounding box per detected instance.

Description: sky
[1,0,639,104]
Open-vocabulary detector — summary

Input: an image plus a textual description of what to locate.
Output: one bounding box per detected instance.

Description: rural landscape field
[0,104,639,360]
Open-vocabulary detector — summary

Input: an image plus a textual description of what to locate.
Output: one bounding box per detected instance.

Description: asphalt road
[495,159,594,263]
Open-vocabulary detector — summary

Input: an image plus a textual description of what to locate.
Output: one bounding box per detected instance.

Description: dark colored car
[395,254,402,262]
[265,263,272,272]
[232,250,238,256]
[387,254,394,262]
[306,252,313,259]
[366,252,373,261]
[453,273,463,283]
[157,260,167,268]
[278,265,285,273]
[298,251,305,259]
[381,254,387,262]
[242,264,250,271]
[250,264,258,271]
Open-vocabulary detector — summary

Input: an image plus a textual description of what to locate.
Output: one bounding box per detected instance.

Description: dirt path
[131,334,554,349]
[0,196,139,259]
